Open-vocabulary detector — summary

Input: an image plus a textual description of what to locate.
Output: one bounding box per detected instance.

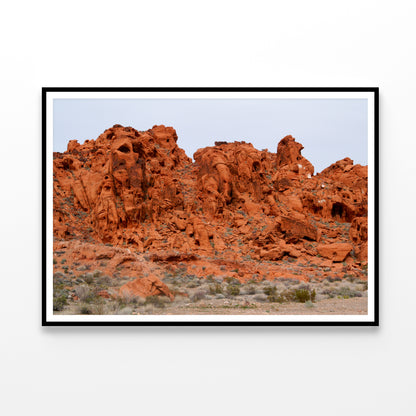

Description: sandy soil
[132,296,367,315]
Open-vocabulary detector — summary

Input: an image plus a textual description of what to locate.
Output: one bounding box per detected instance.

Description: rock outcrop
[120,276,173,300]
[53,125,369,298]
[349,217,368,262]
[317,242,353,262]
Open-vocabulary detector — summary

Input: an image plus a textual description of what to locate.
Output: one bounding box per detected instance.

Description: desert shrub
[191,290,207,302]
[277,288,312,303]
[225,276,240,285]
[187,281,201,288]
[53,272,66,280]
[118,290,142,307]
[145,295,168,308]
[75,285,96,303]
[263,286,277,296]
[296,283,310,291]
[326,275,341,283]
[82,274,94,284]
[311,289,316,302]
[244,285,256,295]
[267,294,281,303]
[78,304,92,314]
[209,283,223,294]
[305,300,314,308]
[344,274,358,282]
[77,265,90,271]
[254,294,267,302]
[53,295,67,311]
[97,275,112,286]
[117,307,134,315]
[282,278,300,287]
[91,303,108,315]
[278,289,296,302]
[226,285,240,296]
[53,258,57,265]
[320,288,336,298]
[100,302,121,315]
[294,289,311,303]
[336,287,362,299]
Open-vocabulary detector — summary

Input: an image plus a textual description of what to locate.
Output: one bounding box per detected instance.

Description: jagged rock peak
[65,124,181,154]
[276,135,314,176]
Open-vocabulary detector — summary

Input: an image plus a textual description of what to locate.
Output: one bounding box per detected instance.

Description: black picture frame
[42,87,379,326]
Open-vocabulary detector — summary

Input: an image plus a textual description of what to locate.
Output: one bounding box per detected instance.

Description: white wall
[1,1,414,415]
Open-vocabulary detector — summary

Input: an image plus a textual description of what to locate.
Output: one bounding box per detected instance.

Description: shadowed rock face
[53,125,368,296]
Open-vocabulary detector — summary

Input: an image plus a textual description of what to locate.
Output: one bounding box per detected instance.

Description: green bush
[278,289,296,302]
[294,289,311,303]
[226,285,240,296]
[267,295,281,303]
[263,286,277,296]
[75,286,97,303]
[209,283,223,294]
[53,295,67,311]
[79,304,92,314]
[336,287,362,299]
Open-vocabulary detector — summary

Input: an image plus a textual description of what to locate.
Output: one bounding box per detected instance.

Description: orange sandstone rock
[120,276,174,300]
[317,243,353,262]
[349,217,368,263]
[53,124,368,288]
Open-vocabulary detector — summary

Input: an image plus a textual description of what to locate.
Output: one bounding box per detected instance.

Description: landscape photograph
[44,89,376,324]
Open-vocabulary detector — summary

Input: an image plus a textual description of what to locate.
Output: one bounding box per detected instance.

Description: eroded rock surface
[53,125,369,300]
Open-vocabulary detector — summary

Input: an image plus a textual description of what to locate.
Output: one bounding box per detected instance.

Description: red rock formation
[317,243,353,262]
[53,125,369,294]
[120,276,173,300]
[276,135,314,177]
[280,216,319,242]
[349,217,368,263]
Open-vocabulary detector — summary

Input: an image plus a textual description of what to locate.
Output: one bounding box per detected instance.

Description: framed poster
[42,88,378,326]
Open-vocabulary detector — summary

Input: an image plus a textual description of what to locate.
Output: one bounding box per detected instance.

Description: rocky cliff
[53,124,368,299]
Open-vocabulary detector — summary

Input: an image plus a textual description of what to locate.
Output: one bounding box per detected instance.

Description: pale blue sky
[53,98,367,173]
